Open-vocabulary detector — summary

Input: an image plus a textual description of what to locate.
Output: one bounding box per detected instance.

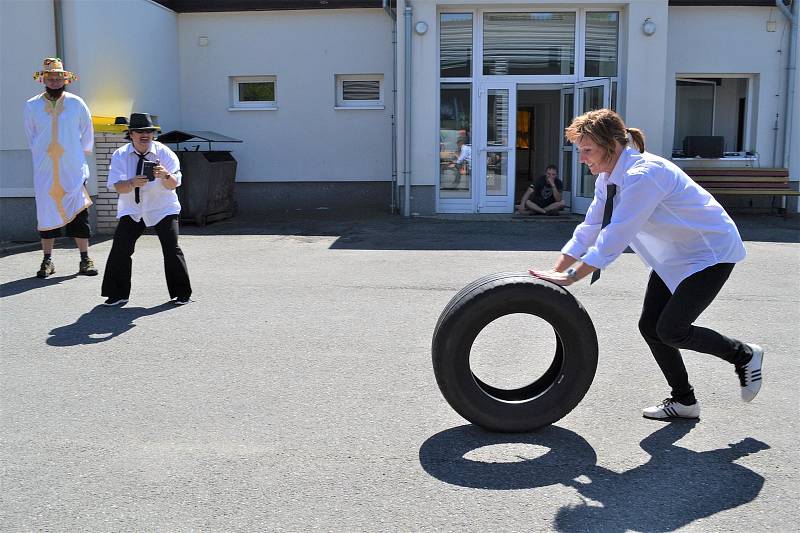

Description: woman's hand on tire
[529,268,573,286]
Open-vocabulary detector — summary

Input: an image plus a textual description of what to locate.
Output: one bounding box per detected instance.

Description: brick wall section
[94,132,127,234]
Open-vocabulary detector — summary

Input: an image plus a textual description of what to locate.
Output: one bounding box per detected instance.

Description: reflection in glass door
[438,84,473,207]
[477,83,516,213]
[570,79,611,213]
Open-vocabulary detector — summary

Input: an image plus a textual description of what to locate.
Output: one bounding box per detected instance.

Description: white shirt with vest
[108,140,182,227]
[562,145,746,293]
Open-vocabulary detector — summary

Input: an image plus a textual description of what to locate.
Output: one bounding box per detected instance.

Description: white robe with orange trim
[23,92,93,231]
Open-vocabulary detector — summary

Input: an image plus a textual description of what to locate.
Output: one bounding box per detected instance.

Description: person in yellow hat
[23,58,97,278]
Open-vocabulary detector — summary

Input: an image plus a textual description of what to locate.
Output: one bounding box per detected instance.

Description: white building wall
[402,0,439,194]
[0,0,56,195]
[665,5,790,167]
[61,0,181,128]
[0,0,179,239]
[0,0,180,197]
[177,9,394,183]
[622,0,668,156]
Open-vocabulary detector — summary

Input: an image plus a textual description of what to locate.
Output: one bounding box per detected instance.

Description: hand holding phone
[142,161,157,181]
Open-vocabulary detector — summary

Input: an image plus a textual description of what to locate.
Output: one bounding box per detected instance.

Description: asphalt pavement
[1,210,798,532]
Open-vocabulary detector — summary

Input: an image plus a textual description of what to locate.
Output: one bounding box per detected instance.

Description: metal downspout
[403,5,412,216]
[384,1,398,213]
[53,0,64,59]
[777,0,797,169]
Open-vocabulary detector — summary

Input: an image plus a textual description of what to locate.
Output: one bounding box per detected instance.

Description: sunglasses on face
[131,129,156,134]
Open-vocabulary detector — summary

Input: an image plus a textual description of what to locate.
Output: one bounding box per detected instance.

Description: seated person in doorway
[448,135,471,188]
[517,164,565,216]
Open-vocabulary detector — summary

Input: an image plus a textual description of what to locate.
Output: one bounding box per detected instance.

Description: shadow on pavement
[1,273,79,298]
[179,209,798,251]
[420,422,768,532]
[181,209,577,252]
[3,210,795,256]
[0,236,113,258]
[418,424,597,490]
[731,214,800,244]
[6,210,789,256]
[47,302,178,346]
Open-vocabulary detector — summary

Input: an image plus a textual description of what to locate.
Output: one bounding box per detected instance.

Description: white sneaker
[736,343,763,402]
[642,398,701,420]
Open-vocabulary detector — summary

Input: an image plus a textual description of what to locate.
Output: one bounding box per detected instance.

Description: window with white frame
[441,13,473,78]
[483,12,576,76]
[230,76,277,109]
[673,77,751,154]
[335,74,384,108]
[585,12,619,77]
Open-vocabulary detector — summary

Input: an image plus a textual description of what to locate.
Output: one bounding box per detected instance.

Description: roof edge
[669,1,789,6]
[153,1,394,13]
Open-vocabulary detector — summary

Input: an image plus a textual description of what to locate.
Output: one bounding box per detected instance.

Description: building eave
[152,0,393,12]
[669,1,789,6]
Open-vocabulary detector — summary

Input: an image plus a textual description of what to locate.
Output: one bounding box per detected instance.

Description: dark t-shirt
[530,175,564,207]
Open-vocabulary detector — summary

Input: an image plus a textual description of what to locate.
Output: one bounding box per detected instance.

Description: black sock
[673,391,697,406]
[80,251,89,260]
[733,349,753,368]
[43,253,52,261]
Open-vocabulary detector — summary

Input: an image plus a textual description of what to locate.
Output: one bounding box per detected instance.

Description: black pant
[637,263,752,403]
[39,207,91,239]
[101,214,191,300]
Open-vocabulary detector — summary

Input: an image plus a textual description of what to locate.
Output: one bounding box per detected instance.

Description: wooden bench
[682,167,800,213]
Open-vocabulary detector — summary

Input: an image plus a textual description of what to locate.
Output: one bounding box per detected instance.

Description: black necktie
[590,183,617,284]
[134,151,148,204]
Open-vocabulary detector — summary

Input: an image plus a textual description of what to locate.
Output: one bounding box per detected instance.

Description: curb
[0,241,40,256]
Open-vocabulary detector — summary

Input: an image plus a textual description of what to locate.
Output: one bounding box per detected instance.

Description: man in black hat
[100,113,192,306]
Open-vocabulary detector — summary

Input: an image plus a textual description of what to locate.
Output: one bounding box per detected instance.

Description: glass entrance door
[566,79,611,213]
[477,83,516,213]
[559,85,574,210]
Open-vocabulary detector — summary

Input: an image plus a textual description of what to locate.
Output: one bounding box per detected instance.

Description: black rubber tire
[432,272,598,432]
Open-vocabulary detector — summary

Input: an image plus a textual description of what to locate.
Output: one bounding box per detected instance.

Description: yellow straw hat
[33,58,78,84]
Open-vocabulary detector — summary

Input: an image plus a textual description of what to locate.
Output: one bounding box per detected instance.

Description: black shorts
[39,207,91,239]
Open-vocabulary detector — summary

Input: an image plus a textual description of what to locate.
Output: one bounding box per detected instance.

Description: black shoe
[102,297,128,306]
[173,296,191,306]
[79,257,98,276]
[37,258,55,278]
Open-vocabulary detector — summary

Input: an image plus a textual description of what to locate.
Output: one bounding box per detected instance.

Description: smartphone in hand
[142,161,157,181]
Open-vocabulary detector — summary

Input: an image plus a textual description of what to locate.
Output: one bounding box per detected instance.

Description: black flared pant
[101,214,191,300]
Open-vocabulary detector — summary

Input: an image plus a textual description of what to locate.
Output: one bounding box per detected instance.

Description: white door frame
[476,81,517,213]
[559,84,575,210]
[569,78,612,214]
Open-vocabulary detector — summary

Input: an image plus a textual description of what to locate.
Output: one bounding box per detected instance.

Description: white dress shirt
[562,145,746,293]
[456,144,472,165]
[108,141,182,227]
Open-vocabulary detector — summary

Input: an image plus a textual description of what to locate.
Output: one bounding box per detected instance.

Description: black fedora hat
[126,113,160,131]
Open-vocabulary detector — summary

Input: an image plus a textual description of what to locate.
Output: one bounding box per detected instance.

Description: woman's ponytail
[626,127,646,153]
[566,109,647,160]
